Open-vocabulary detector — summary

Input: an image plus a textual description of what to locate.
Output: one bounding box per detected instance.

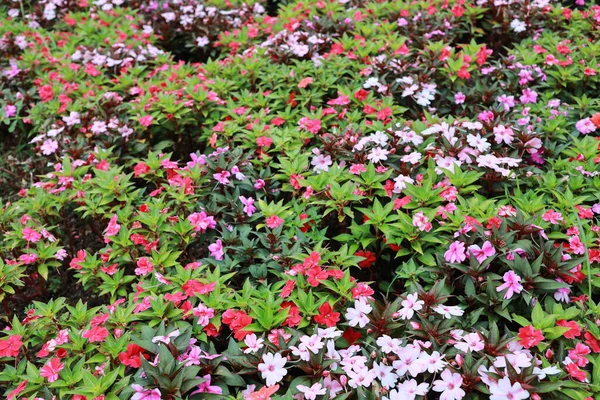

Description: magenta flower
[208,239,224,260]
[239,196,256,217]
[19,253,38,264]
[213,171,231,185]
[496,271,523,299]
[104,215,121,237]
[266,215,284,229]
[22,227,42,243]
[188,212,216,232]
[40,358,64,383]
[191,375,223,395]
[139,115,153,127]
[444,241,466,264]
[131,384,162,400]
[467,241,496,263]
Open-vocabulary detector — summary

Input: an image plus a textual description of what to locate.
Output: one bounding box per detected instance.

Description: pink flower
[297,383,327,400]
[454,92,466,104]
[213,171,231,185]
[188,211,216,232]
[489,376,529,400]
[496,271,523,299]
[542,210,563,224]
[19,253,38,264]
[193,303,215,327]
[519,88,537,104]
[208,239,224,260]
[82,326,109,343]
[131,384,162,400]
[5,105,16,118]
[266,215,284,229]
[191,375,223,395]
[22,227,42,243]
[104,215,121,237]
[349,164,367,175]
[256,136,273,147]
[239,196,256,216]
[40,358,64,383]
[254,179,266,189]
[139,115,153,127]
[467,241,496,263]
[432,369,465,400]
[412,212,432,232]
[444,241,466,264]
[40,139,59,155]
[569,236,585,254]
[135,257,154,276]
[298,117,321,134]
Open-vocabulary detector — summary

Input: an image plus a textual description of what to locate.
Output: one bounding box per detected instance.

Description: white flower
[510,19,526,33]
[311,154,332,173]
[258,352,287,386]
[466,133,490,152]
[372,361,398,389]
[398,293,424,320]
[345,299,372,328]
[363,77,380,89]
[367,147,389,163]
[432,305,464,319]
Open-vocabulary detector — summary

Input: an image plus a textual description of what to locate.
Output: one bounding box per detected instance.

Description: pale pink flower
[444,241,466,263]
[244,334,264,354]
[40,139,59,155]
[489,376,529,400]
[193,303,215,327]
[258,353,287,386]
[131,384,162,400]
[297,382,327,400]
[398,293,424,320]
[432,369,465,400]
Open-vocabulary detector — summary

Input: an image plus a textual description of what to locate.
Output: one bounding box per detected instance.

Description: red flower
[82,326,109,343]
[557,320,581,339]
[518,325,544,348]
[355,250,376,269]
[0,335,23,357]
[118,344,149,368]
[281,302,302,327]
[7,380,27,400]
[342,328,362,345]
[38,85,54,102]
[222,309,253,340]
[306,266,328,287]
[314,302,340,327]
[584,332,600,353]
[565,362,588,382]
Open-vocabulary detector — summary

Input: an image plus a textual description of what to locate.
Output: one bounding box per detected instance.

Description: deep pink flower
[266,215,284,229]
[496,271,523,299]
[467,241,496,263]
[40,358,64,382]
[208,239,224,260]
[139,115,153,127]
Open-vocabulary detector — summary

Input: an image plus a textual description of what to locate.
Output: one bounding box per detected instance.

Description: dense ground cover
[2,0,600,398]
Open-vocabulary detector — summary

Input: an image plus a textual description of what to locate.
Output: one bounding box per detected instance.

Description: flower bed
[2,0,600,399]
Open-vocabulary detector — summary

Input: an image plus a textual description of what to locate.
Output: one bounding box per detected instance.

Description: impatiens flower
[432,369,465,400]
[0,335,22,357]
[266,215,284,229]
[22,227,42,243]
[244,334,265,354]
[239,196,256,216]
[412,212,432,232]
[246,384,280,400]
[496,271,523,299]
[311,153,332,173]
[454,92,466,104]
[542,210,563,224]
[398,293,424,320]
[355,250,376,268]
[188,211,216,232]
[313,302,340,327]
[82,326,109,343]
[467,241,496,263]
[139,115,153,127]
[40,358,65,383]
[297,382,327,400]
[518,325,544,348]
[131,384,162,400]
[40,139,59,155]
[7,379,27,400]
[191,374,223,394]
[258,353,287,386]
[454,333,485,353]
[104,214,121,237]
[576,118,596,134]
[208,239,224,260]
[557,320,581,339]
[119,344,150,368]
[432,305,464,319]
[489,376,529,400]
[193,303,215,327]
[445,241,466,263]
[345,298,372,328]
[135,257,154,276]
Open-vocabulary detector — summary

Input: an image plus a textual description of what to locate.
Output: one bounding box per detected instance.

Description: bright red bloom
[557,320,581,339]
[306,266,328,287]
[342,328,362,345]
[119,344,149,368]
[281,302,301,327]
[0,335,23,357]
[355,250,376,269]
[518,325,544,348]
[584,332,600,353]
[222,309,253,340]
[314,302,340,327]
